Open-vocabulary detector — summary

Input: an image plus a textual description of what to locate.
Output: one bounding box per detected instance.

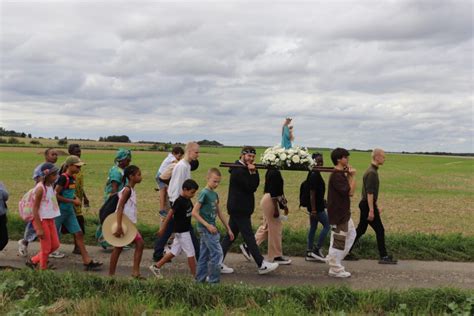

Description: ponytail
[123,165,140,184]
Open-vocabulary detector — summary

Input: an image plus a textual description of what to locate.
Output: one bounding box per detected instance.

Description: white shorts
[170,231,195,258]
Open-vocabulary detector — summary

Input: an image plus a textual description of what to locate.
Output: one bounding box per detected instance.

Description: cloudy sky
[1,0,472,152]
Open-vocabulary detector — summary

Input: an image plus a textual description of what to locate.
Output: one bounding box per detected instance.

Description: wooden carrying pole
[219,162,345,173]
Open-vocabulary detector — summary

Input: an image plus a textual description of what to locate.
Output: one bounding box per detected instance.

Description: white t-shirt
[35,183,60,220]
[158,153,177,175]
[117,187,137,224]
[168,159,191,203]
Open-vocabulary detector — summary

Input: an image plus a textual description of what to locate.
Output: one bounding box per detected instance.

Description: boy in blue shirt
[192,168,234,283]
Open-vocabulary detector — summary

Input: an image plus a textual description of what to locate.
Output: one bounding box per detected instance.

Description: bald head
[185,142,200,162]
[371,148,385,166]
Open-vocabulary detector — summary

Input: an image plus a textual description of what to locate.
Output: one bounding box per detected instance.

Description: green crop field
[0,145,473,236]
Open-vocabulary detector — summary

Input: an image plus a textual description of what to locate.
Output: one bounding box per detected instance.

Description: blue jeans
[307,210,330,250]
[153,216,200,261]
[196,227,223,283]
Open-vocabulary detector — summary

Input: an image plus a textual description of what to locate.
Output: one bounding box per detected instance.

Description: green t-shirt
[103,165,126,202]
[197,188,218,228]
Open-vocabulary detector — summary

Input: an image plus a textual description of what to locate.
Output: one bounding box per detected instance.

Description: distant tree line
[0,127,31,138]
[402,151,473,157]
[197,139,223,146]
[99,135,131,143]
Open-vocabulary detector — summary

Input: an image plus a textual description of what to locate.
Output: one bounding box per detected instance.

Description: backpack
[99,186,131,224]
[99,194,119,224]
[18,184,46,222]
[55,172,71,191]
[299,172,312,208]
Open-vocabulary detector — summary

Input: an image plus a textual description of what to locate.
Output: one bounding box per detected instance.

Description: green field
[1,145,473,236]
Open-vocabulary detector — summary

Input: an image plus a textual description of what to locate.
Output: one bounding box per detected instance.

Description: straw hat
[102,213,138,247]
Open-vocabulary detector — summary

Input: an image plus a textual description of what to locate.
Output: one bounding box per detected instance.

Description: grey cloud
[0,1,472,152]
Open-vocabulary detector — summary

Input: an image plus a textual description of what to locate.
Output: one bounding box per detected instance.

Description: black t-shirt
[172,196,193,233]
[308,171,325,213]
[263,169,284,198]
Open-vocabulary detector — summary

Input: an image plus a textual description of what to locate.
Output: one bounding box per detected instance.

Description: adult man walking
[346,148,397,264]
[220,146,279,275]
[325,148,357,278]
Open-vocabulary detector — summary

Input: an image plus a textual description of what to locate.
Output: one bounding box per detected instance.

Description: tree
[99,135,131,143]
[58,138,68,146]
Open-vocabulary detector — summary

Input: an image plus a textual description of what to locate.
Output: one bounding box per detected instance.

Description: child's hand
[73,197,81,207]
[113,225,124,238]
[228,231,235,241]
[207,225,218,234]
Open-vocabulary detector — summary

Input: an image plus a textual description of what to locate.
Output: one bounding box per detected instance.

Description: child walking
[150,179,199,279]
[26,163,60,270]
[192,168,234,283]
[155,146,184,217]
[109,165,145,278]
[55,155,102,270]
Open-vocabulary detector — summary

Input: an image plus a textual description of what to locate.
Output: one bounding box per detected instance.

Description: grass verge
[6,215,474,261]
[0,270,473,315]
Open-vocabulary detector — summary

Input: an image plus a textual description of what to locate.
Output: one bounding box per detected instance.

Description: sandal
[84,259,103,271]
[132,274,146,280]
[25,258,38,270]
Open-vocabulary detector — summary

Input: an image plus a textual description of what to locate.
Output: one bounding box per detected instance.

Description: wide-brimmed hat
[102,213,138,247]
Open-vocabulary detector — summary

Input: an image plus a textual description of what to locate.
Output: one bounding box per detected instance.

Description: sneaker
[239,244,252,261]
[220,263,234,274]
[149,264,163,279]
[49,251,65,259]
[273,256,292,265]
[305,250,318,262]
[328,269,351,278]
[18,239,28,257]
[379,255,398,264]
[258,260,279,275]
[344,253,359,261]
[310,248,327,262]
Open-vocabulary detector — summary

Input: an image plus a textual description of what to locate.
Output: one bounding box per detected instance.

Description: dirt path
[1,240,473,290]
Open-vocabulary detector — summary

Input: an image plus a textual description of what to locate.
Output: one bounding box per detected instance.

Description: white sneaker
[220,263,234,274]
[239,244,252,261]
[328,269,351,278]
[258,260,279,275]
[48,251,65,258]
[18,240,28,257]
[149,264,163,279]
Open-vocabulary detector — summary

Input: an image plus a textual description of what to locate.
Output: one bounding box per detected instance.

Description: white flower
[279,153,287,161]
[292,155,300,163]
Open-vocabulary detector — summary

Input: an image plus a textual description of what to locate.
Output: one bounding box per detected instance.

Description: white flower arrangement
[261,145,315,170]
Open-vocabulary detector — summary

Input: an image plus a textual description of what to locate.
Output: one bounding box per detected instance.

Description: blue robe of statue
[281,125,292,149]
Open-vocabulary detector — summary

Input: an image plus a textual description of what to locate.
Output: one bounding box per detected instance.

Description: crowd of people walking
[1,120,397,282]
